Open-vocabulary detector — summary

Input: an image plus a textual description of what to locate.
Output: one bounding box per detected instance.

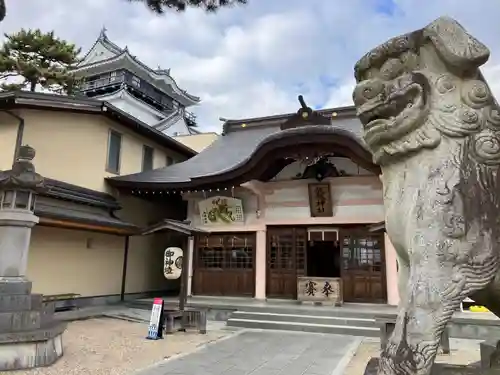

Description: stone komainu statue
[353,16,500,375]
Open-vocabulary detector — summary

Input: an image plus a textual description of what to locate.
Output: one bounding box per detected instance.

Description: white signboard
[163,247,183,280]
[199,196,244,225]
[146,298,164,340]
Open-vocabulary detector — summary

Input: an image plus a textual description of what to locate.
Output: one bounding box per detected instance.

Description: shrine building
[108,101,400,306]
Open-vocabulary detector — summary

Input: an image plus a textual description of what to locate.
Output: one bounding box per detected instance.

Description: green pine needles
[0,29,81,94]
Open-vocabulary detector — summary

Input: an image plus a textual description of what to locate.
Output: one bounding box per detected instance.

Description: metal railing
[81,73,125,91]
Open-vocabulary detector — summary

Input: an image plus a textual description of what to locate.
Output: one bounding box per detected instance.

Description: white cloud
[2,0,500,132]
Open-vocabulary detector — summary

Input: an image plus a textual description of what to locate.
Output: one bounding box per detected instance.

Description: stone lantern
[0,145,66,371]
[0,145,44,280]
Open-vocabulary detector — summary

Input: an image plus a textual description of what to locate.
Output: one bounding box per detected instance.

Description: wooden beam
[38,218,135,236]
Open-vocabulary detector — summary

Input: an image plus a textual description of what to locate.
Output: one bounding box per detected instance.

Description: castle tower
[71,27,201,137]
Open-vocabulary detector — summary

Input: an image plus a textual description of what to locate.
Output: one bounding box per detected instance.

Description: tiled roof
[107,109,371,188]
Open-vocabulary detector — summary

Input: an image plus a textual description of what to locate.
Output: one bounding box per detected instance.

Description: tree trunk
[30,81,36,92]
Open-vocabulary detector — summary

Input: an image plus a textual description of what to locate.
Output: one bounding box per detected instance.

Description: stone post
[0,145,66,370]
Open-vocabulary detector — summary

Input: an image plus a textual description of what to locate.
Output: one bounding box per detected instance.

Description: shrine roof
[106,102,378,191]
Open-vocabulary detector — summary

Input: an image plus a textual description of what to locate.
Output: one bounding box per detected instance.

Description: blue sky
[2,0,500,132]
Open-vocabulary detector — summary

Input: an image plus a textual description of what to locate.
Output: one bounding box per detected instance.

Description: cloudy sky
[2,0,500,132]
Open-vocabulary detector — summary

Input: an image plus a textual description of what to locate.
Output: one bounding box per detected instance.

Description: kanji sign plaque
[308,183,333,217]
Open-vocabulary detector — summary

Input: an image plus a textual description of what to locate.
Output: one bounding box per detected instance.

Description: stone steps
[226,310,380,337]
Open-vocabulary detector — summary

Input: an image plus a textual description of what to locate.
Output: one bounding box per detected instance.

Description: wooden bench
[376,316,450,354]
[43,293,80,312]
[163,308,207,335]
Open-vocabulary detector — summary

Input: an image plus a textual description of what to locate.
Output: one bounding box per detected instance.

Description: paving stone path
[136,330,361,375]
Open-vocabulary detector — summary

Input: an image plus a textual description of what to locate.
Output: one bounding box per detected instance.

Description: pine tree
[127,0,247,13]
[0,29,81,94]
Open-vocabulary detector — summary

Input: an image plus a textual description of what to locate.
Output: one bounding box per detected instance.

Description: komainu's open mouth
[357,80,429,149]
[359,83,424,131]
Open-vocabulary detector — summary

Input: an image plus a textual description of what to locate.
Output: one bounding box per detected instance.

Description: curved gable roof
[107,111,378,190]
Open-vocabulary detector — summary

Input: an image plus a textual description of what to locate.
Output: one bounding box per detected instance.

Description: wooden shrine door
[341,229,386,303]
[266,227,306,299]
[193,233,255,296]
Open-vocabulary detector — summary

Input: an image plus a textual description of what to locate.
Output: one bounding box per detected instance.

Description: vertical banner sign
[146,298,164,340]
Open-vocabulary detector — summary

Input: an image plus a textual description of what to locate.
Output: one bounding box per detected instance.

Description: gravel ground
[4,318,230,375]
[343,338,482,375]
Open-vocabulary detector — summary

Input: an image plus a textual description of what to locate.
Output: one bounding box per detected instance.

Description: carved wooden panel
[297,277,343,305]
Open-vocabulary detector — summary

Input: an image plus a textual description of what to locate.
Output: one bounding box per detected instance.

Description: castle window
[142,145,154,171]
[106,130,122,174]
[166,156,175,166]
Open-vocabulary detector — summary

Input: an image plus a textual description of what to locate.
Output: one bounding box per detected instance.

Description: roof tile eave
[221,105,358,133]
[105,122,373,188]
[0,91,196,158]
[77,32,123,68]
[102,102,197,157]
[73,51,199,104]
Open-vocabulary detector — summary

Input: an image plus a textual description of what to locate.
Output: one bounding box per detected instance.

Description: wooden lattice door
[266,227,306,298]
[341,230,386,303]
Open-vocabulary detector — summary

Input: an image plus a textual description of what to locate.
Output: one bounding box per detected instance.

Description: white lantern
[163,247,183,280]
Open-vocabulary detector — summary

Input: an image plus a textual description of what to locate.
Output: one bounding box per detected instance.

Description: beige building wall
[0,111,20,171]
[0,108,192,298]
[116,195,184,295]
[27,195,186,297]
[173,132,218,152]
[18,109,187,193]
[28,226,124,297]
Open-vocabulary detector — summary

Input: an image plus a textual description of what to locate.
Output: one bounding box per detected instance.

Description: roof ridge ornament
[0,145,45,191]
[280,95,331,131]
[99,25,108,39]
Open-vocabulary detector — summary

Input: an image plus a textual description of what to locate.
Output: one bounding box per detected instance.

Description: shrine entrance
[266,225,386,303]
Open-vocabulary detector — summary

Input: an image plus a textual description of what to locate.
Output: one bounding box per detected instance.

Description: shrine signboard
[308,183,333,217]
[297,277,342,306]
[199,196,244,225]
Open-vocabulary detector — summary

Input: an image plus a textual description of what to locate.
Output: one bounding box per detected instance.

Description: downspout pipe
[120,235,130,302]
[2,109,25,165]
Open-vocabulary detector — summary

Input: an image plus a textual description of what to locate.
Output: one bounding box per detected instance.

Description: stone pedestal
[0,279,66,370]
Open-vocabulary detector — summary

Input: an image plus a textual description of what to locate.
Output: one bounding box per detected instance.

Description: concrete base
[0,280,67,371]
[0,331,64,371]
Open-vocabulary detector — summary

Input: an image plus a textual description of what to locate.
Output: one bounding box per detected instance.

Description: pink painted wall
[255,230,266,299]
[184,176,396,302]
[385,233,400,306]
[184,176,385,229]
